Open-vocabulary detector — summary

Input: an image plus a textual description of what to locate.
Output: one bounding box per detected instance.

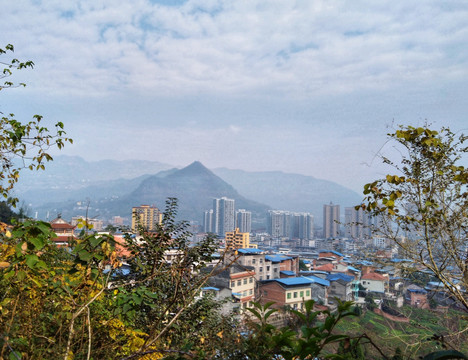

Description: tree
[1,44,72,206]
[361,125,467,311]
[0,199,234,359]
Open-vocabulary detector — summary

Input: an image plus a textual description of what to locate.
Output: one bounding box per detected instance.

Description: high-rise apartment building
[131,205,162,232]
[292,212,314,240]
[268,210,314,240]
[344,206,372,240]
[213,197,235,237]
[203,209,214,233]
[236,209,252,233]
[323,202,340,239]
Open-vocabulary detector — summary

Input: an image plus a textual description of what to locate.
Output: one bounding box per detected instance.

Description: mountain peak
[169,161,213,177]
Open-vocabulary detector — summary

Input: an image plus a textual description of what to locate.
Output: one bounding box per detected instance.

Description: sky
[1,0,467,193]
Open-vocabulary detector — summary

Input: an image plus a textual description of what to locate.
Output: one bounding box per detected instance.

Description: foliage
[0,201,18,224]
[1,44,72,206]
[0,199,234,360]
[360,125,468,311]
[239,299,378,360]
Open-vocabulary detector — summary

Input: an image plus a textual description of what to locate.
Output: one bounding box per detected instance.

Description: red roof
[315,263,333,272]
[361,272,386,281]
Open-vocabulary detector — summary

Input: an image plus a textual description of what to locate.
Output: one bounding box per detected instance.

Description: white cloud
[2,0,467,98]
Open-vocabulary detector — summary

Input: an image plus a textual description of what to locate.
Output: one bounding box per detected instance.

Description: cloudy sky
[2,0,467,192]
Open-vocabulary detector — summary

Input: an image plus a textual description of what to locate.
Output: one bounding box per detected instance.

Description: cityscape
[1,1,467,358]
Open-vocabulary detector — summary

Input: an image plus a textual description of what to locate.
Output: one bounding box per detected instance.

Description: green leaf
[25,254,39,269]
[422,350,468,360]
[77,250,93,262]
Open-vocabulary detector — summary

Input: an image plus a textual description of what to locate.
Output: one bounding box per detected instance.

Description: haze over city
[2,1,467,192]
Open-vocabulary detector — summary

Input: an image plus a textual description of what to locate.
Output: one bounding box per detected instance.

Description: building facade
[131,205,162,232]
[236,209,252,233]
[213,197,235,237]
[323,202,340,239]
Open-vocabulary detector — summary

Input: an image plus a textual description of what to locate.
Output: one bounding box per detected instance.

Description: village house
[326,273,354,302]
[360,272,388,294]
[259,277,314,311]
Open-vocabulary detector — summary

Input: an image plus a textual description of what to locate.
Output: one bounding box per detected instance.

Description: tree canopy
[361,125,467,311]
[1,44,72,206]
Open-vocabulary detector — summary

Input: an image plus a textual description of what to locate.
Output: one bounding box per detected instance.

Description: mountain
[17,156,363,227]
[212,168,363,223]
[124,161,270,223]
[14,155,174,192]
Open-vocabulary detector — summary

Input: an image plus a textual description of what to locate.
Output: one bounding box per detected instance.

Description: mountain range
[14,156,363,228]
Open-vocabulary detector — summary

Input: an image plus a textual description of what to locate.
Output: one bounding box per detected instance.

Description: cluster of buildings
[46,200,464,324]
[203,197,252,236]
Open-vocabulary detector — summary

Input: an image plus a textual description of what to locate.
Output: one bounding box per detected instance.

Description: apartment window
[249,278,253,283]
[300,291,304,298]
[300,302,304,310]
[231,281,235,287]
[243,278,247,285]
[267,266,270,271]
[287,293,291,299]
[260,258,263,264]
[306,290,310,297]
[274,268,278,272]
[293,303,298,309]
[266,275,270,279]
[243,291,247,297]
[249,289,253,295]
[293,292,298,298]
[259,267,263,272]
[264,290,268,296]
[252,259,256,264]
[237,280,241,286]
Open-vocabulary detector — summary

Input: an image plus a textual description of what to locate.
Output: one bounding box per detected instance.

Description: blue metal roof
[391,258,412,263]
[202,287,220,291]
[272,277,314,287]
[266,254,292,263]
[300,270,328,275]
[280,270,296,276]
[348,266,361,273]
[237,248,264,254]
[326,273,354,283]
[303,276,330,287]
[407,288,427,294]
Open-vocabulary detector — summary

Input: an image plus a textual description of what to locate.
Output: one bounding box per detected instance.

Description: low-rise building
[259,277,314,311]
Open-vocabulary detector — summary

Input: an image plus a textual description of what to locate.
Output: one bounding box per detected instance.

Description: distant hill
[16,156,363,227]
[212,168,363,223]
[14,155,174,192]
[124,161,270,223]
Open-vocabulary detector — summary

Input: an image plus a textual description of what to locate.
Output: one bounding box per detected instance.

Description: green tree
[361,125,467,311]
[0,199,234,359]
[1,44,72,206]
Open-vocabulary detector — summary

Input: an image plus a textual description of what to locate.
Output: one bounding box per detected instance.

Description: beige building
[131,205,162,232]
[225,228,253,250]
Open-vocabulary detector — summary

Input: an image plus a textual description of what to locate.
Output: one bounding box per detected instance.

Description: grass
[335,305,468,359]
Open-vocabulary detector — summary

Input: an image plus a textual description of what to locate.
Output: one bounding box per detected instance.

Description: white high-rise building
[323,202,340,239]
[344,206,372,240]
[213,197,235,237]
[203,209,214,233]
[236,209,252,233]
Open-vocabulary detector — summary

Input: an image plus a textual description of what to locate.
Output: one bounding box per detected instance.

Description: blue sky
[1,0,467,192]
